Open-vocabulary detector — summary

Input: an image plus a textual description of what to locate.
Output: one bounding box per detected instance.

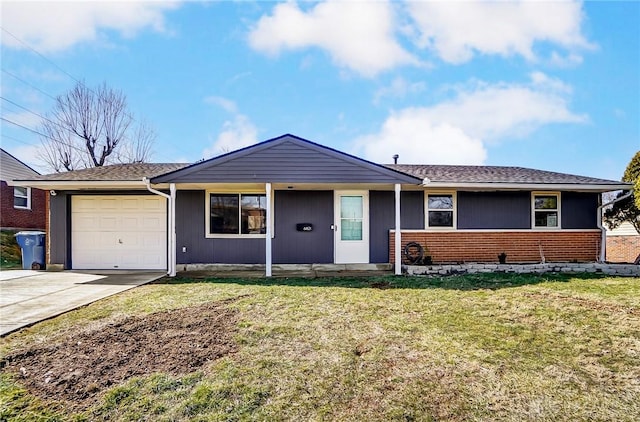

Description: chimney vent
[392,154,399,164]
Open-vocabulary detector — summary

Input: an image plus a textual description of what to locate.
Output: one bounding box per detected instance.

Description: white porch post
[169,183,176,277]
[265,182,272,277]
[394,183,401,275]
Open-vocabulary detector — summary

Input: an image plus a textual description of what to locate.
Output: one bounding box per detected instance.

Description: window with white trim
[426,193,455,228]
[532,193,560,228]
[208,193,266,236]
[13,187,31,209]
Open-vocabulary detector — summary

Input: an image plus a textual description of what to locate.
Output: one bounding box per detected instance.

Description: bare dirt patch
[1,298,241,409]
[524,291,640,316]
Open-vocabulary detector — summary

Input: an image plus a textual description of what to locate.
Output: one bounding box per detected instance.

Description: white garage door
[72,195,167,270]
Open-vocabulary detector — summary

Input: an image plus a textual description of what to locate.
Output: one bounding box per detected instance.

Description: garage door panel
[99,217,119,231]
[121,216,140,231]
[74,215,99,231]
[141,216,165,230]
[72,196,167,270]
[142,198,165,211]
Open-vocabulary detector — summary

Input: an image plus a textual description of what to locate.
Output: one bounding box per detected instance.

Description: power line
[0,116,88,154]
[1,133,38,147]
[1,27,83,86]
[1,96,53,125]
[1,30,175,163]
[0,96,105,150]
[1,68,58,101]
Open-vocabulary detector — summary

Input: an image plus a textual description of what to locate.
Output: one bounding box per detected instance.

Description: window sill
[205,234,266,239]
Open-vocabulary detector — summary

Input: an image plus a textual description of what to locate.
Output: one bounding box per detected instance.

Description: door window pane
[340,196,363,218]
[340,196,363,240]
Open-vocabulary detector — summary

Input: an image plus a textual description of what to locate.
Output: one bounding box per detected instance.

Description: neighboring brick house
[0,148,47,230]
[606,222,640,264]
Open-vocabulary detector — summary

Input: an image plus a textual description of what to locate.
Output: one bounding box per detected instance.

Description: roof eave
[10,180,154,191]
[421,181,633,192]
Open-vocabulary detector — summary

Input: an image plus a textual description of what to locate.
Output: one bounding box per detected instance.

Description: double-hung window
[532,193,560,228]
[426,193,455,228]
[208,193,267,236]
[14,187,31,209]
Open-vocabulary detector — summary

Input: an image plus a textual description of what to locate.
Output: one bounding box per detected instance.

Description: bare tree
[37,82,155,172]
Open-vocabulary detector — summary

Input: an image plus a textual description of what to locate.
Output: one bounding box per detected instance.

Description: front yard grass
[1,273,639,421]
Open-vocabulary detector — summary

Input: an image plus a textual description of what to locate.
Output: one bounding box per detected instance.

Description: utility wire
[1,68,58,101]
[1,27,84,86]
[1,30,175,163]
[1,133,38,146]
[1,96,58,127]
[0,95,106,152]
[0,116,88,154]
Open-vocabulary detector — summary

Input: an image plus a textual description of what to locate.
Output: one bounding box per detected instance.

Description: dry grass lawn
[1,273,639,421]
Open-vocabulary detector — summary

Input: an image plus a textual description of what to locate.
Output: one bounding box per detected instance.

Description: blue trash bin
[15,231,46,270]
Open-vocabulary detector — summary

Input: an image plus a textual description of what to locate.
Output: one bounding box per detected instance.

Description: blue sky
[1,0,638,181]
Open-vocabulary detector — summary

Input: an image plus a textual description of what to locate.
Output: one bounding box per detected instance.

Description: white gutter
[143,177,176,277]
[421,181,632,192]
[597,189,633,263]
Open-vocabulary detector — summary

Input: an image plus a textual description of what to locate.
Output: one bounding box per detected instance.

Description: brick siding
[390,230,601,264]
[0,181,47,230]
[606,235,640,264]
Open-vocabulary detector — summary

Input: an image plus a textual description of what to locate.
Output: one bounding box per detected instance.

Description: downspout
[597,189,633,263]
[143,177,176,276]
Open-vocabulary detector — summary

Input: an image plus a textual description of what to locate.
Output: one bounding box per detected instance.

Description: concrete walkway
[0,270,165,336]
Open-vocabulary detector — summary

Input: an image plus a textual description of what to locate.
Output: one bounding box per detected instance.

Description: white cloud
[1,1,181,52]
[202,114,258,159]
[354,73,586,164]
[204,96,238,114]
[406,0,593,64]
[373,77,426,105]
[355,115,487,165]
[248,0,417,77]
[421,73,586,141]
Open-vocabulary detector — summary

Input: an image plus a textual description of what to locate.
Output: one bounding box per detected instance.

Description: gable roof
[9,134,630,192]
[386,164,630,191]
[0,148,40,181]
[151,134,422,185]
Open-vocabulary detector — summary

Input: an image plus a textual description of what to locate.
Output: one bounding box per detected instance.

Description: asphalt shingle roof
[19,163,189,182]
[17,161,624,187]
[384,164,623,185]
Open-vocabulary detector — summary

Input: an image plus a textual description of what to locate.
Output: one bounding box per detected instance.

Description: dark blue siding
[175,191,264,264]
[154,138,420,184]
[369,191,424,263]
[562,192,599,229]
[457,191,531,229]
[273,191,334,263]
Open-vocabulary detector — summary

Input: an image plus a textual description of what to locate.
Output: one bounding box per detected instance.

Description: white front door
[71,195,167,270]
[334,191,369,264]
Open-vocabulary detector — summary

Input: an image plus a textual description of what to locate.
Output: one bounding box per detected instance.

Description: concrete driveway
[0,270,165,336]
